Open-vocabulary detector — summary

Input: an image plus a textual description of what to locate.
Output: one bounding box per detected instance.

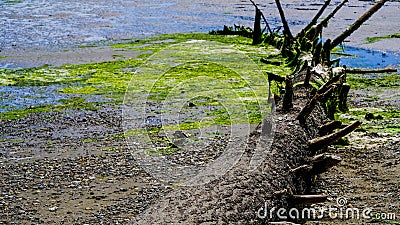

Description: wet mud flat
[1,0,400,68]
[0,105,172,224]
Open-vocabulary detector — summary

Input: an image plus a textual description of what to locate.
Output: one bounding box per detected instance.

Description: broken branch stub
[318,120,343,136]
[308,121,362,152]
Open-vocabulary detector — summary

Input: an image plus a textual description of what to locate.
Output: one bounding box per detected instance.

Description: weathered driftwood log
[308,121,361,152]
[290,194,328,205]
[346,67,398,74]
[132,90,328,224]
[318,120,343,136]
[330,0,389,49]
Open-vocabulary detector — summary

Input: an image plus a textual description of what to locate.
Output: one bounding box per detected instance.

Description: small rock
[48,206,58,212]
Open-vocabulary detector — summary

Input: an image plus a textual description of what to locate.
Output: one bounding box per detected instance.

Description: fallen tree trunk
[132,86,337,224]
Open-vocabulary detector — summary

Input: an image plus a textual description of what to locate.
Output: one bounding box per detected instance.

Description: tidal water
[0,0,258,50]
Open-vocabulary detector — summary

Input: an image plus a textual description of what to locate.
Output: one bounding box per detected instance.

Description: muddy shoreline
[0,1,399,224]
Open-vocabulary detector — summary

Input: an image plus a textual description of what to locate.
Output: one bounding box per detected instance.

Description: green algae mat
[0,33,290,122]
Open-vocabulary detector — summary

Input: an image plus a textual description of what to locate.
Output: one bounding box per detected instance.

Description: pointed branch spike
[308,121,362,152]
[289,164,313,174]
[318,120,343,136]
[319,0,349,27]
[275,0,294,40]
[296,0,332,39]
[290,154,341,175]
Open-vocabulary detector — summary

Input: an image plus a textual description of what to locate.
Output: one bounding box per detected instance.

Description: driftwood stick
[261,58,282,66]
[322,39,332,64]
[317,73,344,94]
[346,67,398,74]
[330,0,389,49]
[266,72,285,83]
[275,0,294,40]
[319,0,349,27]
[273,188,293,196]
[296,85,334,123]
[312,41,323,66]
[318,120,342,136]
[304,67,312,87]
[291,194,328,205]
[318,86,335,104]
[290,164,313,174]
[308,121,361,151]
[296,0,332,39]
[290,154,341,175]
[249,0,272,33]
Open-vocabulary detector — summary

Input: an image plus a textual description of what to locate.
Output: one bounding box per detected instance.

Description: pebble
[48,206,58,212]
